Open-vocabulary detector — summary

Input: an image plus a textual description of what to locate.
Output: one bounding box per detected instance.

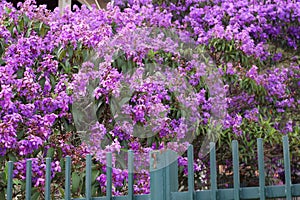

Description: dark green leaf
[31,191,40,200]
[0,191,5,200]
[71,172,81,193]
[46,147,55,158]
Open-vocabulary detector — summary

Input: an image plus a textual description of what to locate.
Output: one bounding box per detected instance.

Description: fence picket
[4,136,300,200]
[232,140,240,200]
[25,159,32,200]
[150,150,165,200]
[283,136,292,200]
[165,150,178,200]
[65,156,71,200]
[188,145,195,200]
[128,150,134,200]
[210,142,217,200]
[7,161,13,200]
[257,138,265,200]
[106,152,112,199]
[45,158,51,200]
[166,159,171,200]
[86,154,92,200]
[150,150,178,200]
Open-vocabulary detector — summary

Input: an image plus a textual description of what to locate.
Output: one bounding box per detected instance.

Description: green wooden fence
[4,136,300,199]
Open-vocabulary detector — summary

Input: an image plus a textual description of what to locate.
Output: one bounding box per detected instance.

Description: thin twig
[95,0,102,9]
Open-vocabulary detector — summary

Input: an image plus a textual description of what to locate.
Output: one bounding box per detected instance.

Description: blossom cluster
[0,0,299,197]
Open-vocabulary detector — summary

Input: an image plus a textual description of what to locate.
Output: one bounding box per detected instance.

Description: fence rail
[4,136,300,200]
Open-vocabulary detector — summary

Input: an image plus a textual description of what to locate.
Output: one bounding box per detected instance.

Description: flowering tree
[0,0,299,198]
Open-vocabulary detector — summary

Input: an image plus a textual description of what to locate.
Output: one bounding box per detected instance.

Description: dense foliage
[0,0,299,198]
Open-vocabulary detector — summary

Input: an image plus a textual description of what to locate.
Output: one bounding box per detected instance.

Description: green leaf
[0,191,5,200]
[91,184,99,196]
[61,60,71,73]
[8,153,17,162]
[72,172,81,193]
[62,117,74,132]
[4,7,12,14]
[17,68,25,79]
[18,16,25,33]
[31,191,40,200]
[59,187,65,197]
[25,21,33,37]
[91,169,100,183]
[49,74,56,88]
[46,147,55,158]
[4,162,8,183]
[56,46,66,61]
[67,47,74,59]
[39,77,46,89]
[13,178,22,185]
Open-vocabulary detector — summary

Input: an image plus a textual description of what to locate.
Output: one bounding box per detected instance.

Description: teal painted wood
[170,191,189,200]
[106,152,112,200]
[257,138,265,200]
[25,159,32,200]
[283,136,292,200]
[165,150,178,200]
[266,184,299,198]
[7,161,13,200]
[171,184,300,200]
[166,151,171,200]
[73,194,150,200]
[86,154,92,200]
[150,150,179,200]
[292,184,300,196]
[45,158,51,200]
[232,140,240,200]
[5,135,300,200]
[210,142,217,200]
[188,145,195,200]
[65,156,71,200]
[170,150,179,192]
[128,150,134,200]
[150,150,165,200]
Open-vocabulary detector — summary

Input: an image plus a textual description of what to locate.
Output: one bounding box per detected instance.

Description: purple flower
[226,63,235,75]
[273,53,282,62]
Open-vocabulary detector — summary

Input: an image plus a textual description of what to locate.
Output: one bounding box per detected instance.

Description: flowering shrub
[0,0,299,198]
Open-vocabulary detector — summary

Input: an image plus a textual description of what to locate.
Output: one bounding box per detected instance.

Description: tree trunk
[76,0,110,9]
[59,0,71,14]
